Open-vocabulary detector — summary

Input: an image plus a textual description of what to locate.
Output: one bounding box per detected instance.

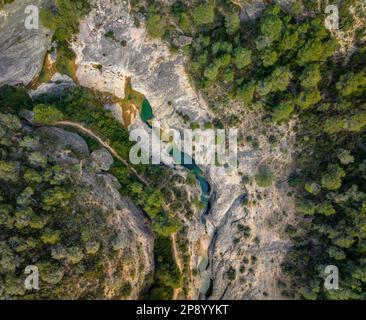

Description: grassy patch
[55,47,78,82]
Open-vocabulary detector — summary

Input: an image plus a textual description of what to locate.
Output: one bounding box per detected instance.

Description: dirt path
[56,120,150,185]
[171,232,183,273]
[56,120,184,299]
[171,232,183,300]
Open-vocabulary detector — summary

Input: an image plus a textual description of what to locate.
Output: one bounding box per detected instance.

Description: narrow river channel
[140,99,211,223]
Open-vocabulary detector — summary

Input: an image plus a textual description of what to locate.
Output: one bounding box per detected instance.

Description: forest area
[0,83,187,299]
[1,0,185,299]
[129,0,366,299]
[1,0,366,300]
[0,107,136,299]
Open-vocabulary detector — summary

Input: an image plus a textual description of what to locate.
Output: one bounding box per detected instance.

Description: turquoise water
[170,147,210,194]
[140,99,211,222]
[140,99,154,124]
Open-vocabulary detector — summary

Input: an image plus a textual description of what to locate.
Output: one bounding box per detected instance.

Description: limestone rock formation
[91,148,114,171]
[0,0,298,300]
[32,124,155,299]
[72,0,212,128]
[31,73,76,98]
[0,0,52,86]
[70,0,297,300]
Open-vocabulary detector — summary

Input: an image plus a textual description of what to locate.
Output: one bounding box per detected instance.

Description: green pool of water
[140,99,154,124]
[140,99,211,222]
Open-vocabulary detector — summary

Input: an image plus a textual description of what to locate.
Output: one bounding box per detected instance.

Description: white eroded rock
[0,0,52,86]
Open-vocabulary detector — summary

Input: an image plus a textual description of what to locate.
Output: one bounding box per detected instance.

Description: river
[140,99,211,222]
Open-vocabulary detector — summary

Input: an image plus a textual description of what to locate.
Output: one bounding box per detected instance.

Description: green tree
[238,81,256,105]
[317,201,336,216]
[41,228,61,245]
[204,63,220,83]
[323,116,346,134]
[39,263,64,284]
[297,39,338,65]
[19,136,40,150]
[40,0,90,43]
[337,149,354,165]
[130,182,144,195]
[0,160,19,183]
[321,164,345,190]
[85,241,100,255]
[296,89,321,109]
[279,29,300,51]
[33,104,64,125]
[4,275,25,296]
[271,103,294,123]
[271,66,293,92]
[23,169,42,185]
[146,14,168,38]
[192,3,215,26]
[152,213,179,236]
[42,187,71,211]
[305,182,321,195]
[333,235,356,249]
[345,112,366,132]
[261,50,278,67]
[257,5,283,48]
[0,205,14,229]
[224,70,234,83]
[16,187,34,207]
[300,64,321,88]
[186,171,196,186]
[144,190,164,218]
[336,71,366,96]
[14,208,33,229]
[327,246,346,260]
[29,214,49,229]
[51,245,67,260]
[298,200,317,215]
[225,12,240,35]
[28,152,48,168]
[0,242,16,273]
[178,13,191,33]
[233,47,252,69]
[0,112,21,130]
[226,266,236,281]
[66,247,84,264]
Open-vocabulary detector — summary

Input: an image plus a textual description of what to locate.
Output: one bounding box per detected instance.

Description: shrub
[255,165,275,188]
[226,267,236,281]
[33,104,64,125]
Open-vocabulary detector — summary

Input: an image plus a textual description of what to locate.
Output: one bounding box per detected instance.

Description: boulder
[91,148,114,171]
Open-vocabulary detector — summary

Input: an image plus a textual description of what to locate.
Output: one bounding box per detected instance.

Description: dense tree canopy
[133,0,366,300]
[0,112,128,299]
